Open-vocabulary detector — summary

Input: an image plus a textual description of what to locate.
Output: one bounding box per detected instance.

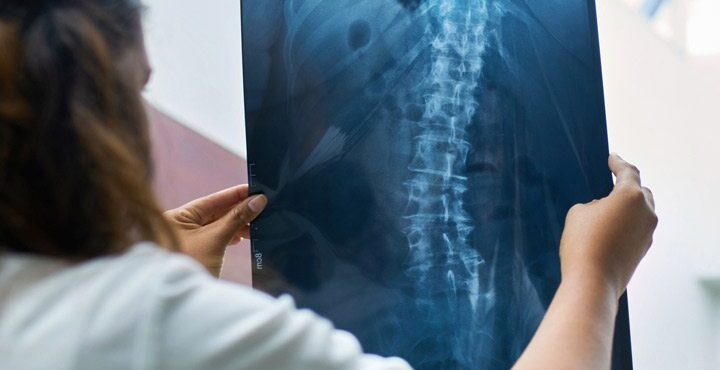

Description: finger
[229,229,250,245]
[642,186,655,210]
[211,194,268,244]
[183,185,249,225]
[609,153,641,188]
[229,226,252,245]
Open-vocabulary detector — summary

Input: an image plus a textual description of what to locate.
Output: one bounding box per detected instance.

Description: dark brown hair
[0,0,176,259]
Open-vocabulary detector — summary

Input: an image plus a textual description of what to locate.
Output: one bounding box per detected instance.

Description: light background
[141,0,720,368]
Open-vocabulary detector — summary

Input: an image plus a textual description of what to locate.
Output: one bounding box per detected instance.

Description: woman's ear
[117,33,152,90]
[138,37,152,87]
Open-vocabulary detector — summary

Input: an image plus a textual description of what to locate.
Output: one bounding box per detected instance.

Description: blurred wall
[142,0,246,157]
[597,1,720,369]
[148,106,247,210]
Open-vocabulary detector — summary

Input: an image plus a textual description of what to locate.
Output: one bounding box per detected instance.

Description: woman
[0,1,657,369]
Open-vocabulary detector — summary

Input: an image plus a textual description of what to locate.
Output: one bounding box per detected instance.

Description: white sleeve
[146,255,413,370]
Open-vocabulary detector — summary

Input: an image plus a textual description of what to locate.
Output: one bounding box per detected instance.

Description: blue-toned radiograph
[242,1,632,369]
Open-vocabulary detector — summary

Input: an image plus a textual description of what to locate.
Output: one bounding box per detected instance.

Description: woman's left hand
[163,185,267,277]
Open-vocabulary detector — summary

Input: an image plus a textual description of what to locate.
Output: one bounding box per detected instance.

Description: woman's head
[0,0,175,259]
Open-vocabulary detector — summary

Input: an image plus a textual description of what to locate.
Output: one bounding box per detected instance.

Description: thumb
[211,194,268,244]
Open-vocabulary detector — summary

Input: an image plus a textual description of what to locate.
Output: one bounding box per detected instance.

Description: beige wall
[142,0,246,157]
[597,1,720,368]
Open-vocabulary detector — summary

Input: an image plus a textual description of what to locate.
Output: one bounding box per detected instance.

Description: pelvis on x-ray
[242,1,631,369]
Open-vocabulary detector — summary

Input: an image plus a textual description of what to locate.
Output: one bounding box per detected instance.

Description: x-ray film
[242,1,632,369]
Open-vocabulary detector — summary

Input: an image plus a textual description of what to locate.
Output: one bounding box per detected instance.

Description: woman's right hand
[559,153,658,299]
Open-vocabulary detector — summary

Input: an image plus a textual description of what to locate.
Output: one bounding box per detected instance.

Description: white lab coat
[0,243,411,370]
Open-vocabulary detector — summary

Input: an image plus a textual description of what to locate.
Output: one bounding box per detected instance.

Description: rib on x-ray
[242,1,632,369]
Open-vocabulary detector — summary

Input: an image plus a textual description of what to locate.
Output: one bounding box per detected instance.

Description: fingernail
[611,152,623,160]
[248,195,268,213]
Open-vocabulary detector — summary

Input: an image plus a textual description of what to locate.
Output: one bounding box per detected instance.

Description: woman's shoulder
[1,242,274,334]
[71,242,275,312]
[0,244,414,370]
[0,242,217,318]
[0,243,279,369]
[1,242,287,331]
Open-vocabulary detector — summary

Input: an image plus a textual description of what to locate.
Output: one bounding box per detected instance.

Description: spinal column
[403,1,492,319]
